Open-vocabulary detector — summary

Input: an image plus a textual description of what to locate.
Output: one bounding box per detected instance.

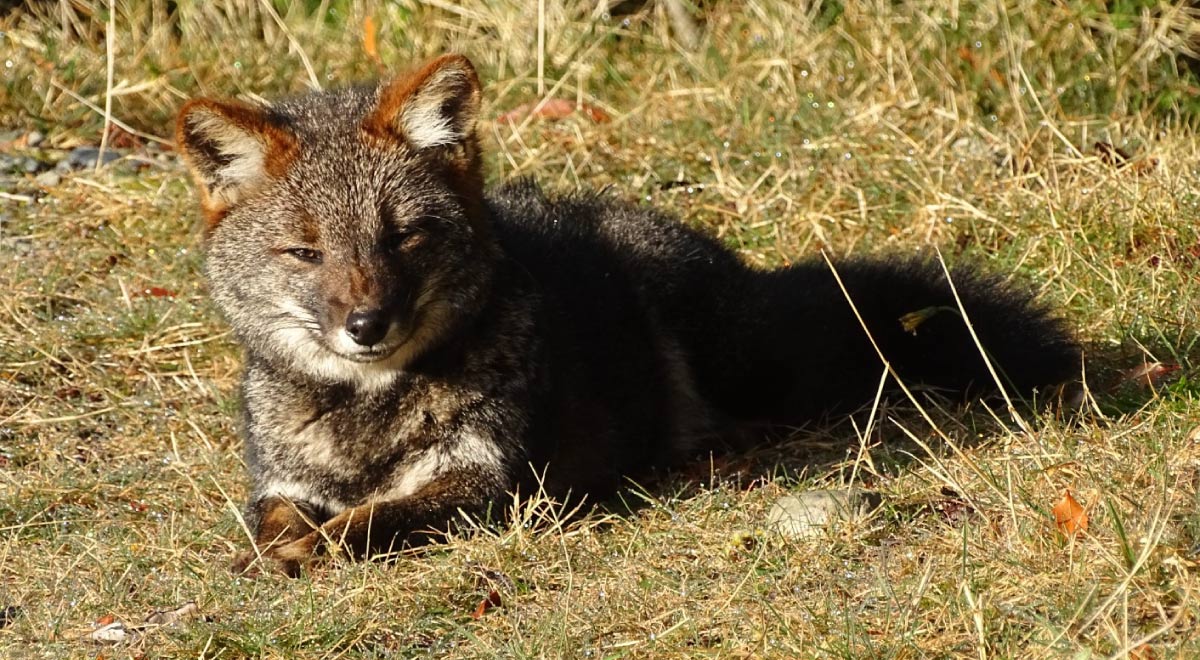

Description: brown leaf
[1130,644,1155,660]
[88,621,130,644]
[1115,362,1180,390]
[496,99,611,125]
[1053,490,1088,537]
[144,601,198,626]
[142,286,177,298]
[470,590,502,619]
[363,16,381,68]
[105,125,142,150]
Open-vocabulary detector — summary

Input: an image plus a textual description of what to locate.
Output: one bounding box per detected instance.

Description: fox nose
[345,308,389,346]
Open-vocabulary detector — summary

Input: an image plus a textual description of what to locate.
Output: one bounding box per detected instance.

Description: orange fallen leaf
[363,16,381,68]
[470,589,502,619]
[496,99,611,125]
[1115,362,1180,390]
[1053,490,1088,537]
[95,614,115,627]
[136,286,177,298]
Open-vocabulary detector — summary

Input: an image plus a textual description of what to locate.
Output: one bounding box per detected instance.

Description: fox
[176,54,1080,576]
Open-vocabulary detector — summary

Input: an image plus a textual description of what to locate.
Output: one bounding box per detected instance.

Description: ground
[1,1,1199,657]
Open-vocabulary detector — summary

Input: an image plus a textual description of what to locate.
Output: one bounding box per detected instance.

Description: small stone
[0,154,44,173]
[767,489,881,540]
[26,130,44,147]
[35,170,61,187]
[57,146,122,172]
[951,135,989,158]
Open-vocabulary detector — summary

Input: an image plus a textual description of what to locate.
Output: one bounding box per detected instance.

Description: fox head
[177,55,497,390]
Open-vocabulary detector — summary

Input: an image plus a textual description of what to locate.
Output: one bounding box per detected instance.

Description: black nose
[345,308,389,346]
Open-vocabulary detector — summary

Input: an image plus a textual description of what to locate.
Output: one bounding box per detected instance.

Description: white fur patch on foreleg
[384,430,505,499]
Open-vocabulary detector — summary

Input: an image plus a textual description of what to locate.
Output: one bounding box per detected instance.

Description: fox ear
[176,99,298,225]
[364,54,481,150]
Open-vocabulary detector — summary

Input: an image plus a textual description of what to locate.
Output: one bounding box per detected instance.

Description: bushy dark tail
[681,258,1081,425]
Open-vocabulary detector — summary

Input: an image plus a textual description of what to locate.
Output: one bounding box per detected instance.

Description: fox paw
[230,548,303,578]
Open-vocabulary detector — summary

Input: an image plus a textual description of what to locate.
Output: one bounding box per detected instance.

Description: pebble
[767,489,881,540]
[35,171,61,187]
[57,146,122,172]
[0,154,44,174]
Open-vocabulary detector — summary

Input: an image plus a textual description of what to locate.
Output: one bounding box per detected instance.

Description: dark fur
[177,56,1079,574]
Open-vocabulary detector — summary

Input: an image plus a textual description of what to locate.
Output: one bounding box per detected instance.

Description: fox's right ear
[175,99,298,228]
[363,54,481,151]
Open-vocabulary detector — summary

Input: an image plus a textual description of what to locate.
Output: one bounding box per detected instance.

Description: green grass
[2,0,1200,657]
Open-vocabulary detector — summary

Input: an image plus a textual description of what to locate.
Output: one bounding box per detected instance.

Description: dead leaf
[88,621,131,644]
[1130,643,1155,660]
[138,286,178,298]
[363,16,381,69]
[144,601,198,626]
[104,124,142,150]
[471,590,502,619]
[1114,362,1180,390]
[95,614,115,627]
[1053,490,1088,537]
[496,99,611,125]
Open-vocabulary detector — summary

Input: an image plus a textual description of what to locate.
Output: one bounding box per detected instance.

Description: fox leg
[232,495,322,577]
[269,475,494,570]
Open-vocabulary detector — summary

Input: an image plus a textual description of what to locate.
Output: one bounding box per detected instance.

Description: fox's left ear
[364,54,481,150]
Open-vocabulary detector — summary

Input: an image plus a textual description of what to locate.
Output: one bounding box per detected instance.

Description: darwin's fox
[177,55,1079,574]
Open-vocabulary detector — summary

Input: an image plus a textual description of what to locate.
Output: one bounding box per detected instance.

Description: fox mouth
[338,344,400,363]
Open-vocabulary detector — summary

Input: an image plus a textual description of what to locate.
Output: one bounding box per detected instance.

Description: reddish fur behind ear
[175,98,300,235]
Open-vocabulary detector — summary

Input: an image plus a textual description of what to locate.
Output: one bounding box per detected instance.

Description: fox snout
[344,308,390,347]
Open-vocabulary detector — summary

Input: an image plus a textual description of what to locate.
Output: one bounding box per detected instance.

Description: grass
[2,0,1200,657]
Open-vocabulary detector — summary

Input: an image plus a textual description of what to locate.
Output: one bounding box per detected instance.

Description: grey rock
[26,131,44,148]
[57,147,122,172]
[767,489,881,540]
[35,171,61,187]
[0,154,44,174]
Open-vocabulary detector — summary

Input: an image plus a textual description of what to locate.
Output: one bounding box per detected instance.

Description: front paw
[271,531,323,565]
[230,548,304,578]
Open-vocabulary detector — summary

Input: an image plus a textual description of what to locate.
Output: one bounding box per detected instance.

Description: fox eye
[383,228,425,253]
[285,247,323,264]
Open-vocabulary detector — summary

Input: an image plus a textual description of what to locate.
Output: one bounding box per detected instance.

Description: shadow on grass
[604,330,1200,519]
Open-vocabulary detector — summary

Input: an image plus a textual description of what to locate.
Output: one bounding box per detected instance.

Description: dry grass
[2,0,1200,657]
